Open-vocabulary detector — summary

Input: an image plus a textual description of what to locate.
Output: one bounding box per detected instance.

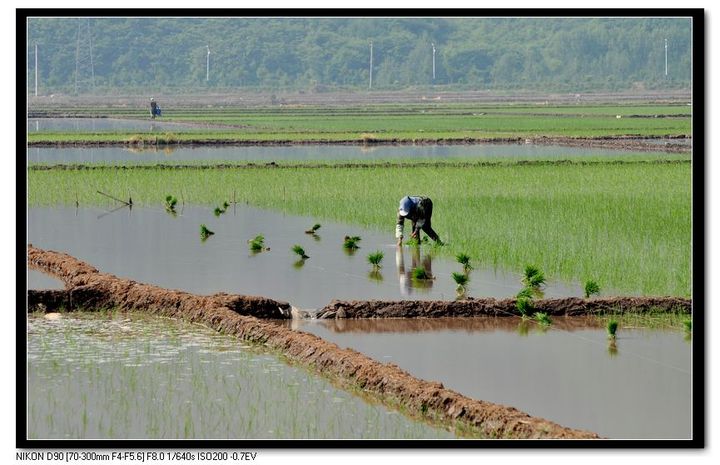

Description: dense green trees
[26,17,692,94]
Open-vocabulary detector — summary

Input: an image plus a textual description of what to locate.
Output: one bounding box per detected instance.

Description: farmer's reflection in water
[396,246,434,295]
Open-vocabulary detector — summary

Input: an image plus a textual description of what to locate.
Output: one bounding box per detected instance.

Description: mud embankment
[27,135,691,153]
[28,158,691,172]
[27,245,598,439]
[27,246,291,319]
[315,297,691,320]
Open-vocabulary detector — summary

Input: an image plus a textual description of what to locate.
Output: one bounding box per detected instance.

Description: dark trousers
[416,198,440,242]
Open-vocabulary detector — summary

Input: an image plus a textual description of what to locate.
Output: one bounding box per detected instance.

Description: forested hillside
[25,17,693,94]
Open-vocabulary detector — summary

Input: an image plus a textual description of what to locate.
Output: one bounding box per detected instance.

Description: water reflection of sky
[26,144,679,164]
[27,206,583,309]
[290,318,691,440]
[27,117,211,133]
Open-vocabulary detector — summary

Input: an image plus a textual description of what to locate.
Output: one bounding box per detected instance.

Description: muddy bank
[26,245,598,439]
[27,135,690,153]
[27,289,70,313]
[27,246,291,319]
[28,158,690,172]
[316,296,691,319]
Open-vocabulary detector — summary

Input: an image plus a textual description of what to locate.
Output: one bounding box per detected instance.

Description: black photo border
[16,7,706,450]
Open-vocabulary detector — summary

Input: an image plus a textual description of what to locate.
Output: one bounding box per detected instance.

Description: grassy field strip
[27,103,691,144]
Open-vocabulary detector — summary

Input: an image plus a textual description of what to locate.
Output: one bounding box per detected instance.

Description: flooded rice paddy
[26,144,676,164]
[28,118,209,133]
[27,206,583,309]
[283,318,691,439]
[27,313,454,439]
[26,140,692,441]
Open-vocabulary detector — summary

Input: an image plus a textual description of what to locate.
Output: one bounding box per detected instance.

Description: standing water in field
[27,313,454,439]
[25,144,682,165]
[27,118,209,133]
[28,269,65,290]
[27,206,583,309]
[286,317,691,440]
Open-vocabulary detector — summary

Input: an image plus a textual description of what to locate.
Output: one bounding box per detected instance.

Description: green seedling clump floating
[522,264,546,288]
[367,251,384,269]
[292,245,309,259]
[456,253,473,273]
[584,280,601,298]
[164,195,178,213]
[343,235,361,249]
[214,201,230,217]
[607,319,619,339]
[411,267,430,280]
[199,224,214,240]
[406,236,429,247]
[452,272,469,293]
[248,235,268,252]
[305,224,321,234]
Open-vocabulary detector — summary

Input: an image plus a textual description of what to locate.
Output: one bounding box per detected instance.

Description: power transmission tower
[75,18,96,94]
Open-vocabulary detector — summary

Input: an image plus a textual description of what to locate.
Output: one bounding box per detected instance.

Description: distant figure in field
[150,97,162,119]
[395,195,442,246]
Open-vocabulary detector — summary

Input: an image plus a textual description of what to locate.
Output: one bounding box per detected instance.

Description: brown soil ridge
[26,245,599,439]
[28,158,691,172]
[316,296,691,319]
[27,246,292,319]
[27,135,690,153]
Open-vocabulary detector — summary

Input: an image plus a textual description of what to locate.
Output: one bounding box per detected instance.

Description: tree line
[26,17,693,94]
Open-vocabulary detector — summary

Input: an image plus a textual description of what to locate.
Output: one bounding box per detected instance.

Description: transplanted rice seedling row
[28,162,690,297]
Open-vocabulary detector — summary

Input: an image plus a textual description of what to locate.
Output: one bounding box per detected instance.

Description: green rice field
[27,103,691,144]
[28,160,691,297]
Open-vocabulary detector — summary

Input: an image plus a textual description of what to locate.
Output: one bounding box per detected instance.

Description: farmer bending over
[395,195,442,246]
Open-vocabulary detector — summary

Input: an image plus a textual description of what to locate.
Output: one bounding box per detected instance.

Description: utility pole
[206,45,211,82]
[369,41,373,89]
[34,43,38,97]
[664,38,668,77]
[431,42,436,82]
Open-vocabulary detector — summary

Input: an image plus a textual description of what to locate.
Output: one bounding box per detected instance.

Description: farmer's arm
[396,214,405,243]
[396,214,405,238]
